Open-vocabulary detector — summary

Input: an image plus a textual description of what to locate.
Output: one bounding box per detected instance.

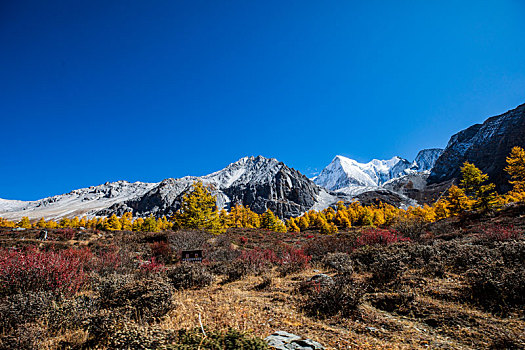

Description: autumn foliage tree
[172,181,223,234]
[505,146,525,201]
[460,162,498,212]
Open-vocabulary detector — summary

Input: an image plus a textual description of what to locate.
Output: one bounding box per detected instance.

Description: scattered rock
[265,331,324,350]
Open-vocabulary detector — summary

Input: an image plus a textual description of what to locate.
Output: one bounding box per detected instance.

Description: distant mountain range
[1,103,524,220]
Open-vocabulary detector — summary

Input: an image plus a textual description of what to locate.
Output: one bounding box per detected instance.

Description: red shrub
[278,246,311,274]
[239,236,248,245]
[150,241,173,263]
[139,257,165,275]
[239,248,279,273]
[481,225,521,241]
[0,247,87,297]
[355,228,409,248]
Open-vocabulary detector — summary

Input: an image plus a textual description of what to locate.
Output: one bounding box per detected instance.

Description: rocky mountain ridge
[428,103,525,191]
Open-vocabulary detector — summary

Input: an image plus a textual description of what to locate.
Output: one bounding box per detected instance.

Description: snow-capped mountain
[0,154,430,221]
[0,156,340,220]
[313,150,443,192]
[98,155,326,219]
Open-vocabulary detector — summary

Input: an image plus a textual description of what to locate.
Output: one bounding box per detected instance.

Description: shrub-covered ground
[1,204,524,349]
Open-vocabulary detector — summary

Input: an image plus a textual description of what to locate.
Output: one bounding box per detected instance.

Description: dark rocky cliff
[428,103,525,192]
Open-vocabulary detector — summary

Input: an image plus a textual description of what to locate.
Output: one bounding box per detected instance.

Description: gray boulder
[265,331,324,350]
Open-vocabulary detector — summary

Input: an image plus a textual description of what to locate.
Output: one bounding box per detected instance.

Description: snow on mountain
[412,149,443,171]
[0,152,436,222]
[314,149,444,193]
[99,155,322,219]
[0,156,325,220]
[314,155,413,191]
[0,181,157,221]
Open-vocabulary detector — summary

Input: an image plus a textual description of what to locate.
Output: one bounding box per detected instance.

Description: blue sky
[1,1,525,200]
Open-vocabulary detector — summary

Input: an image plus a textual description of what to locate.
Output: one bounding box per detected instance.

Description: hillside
[1,204,523,349]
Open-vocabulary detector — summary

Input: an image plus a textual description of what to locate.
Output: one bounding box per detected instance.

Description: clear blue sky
[1,1,525,200]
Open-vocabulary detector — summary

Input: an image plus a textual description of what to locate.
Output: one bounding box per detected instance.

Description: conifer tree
[36,217,47,228]
[142,215,159,232]
[17,216,31,229]
[298,216,309,231]
[446,185,472,215]
[175,181,223,234]
[0,217,16,228]
[120,212,133,231]
[59,218,71,229]
[287,218,300,232]
[132,217,144,231]
[505,146,525,195]
[460,161,498,211]
[106,214,122,231]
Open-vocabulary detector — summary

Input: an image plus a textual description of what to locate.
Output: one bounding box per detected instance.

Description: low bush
[321,252,353,274]
[224,260,249,282]
[169,230,210,252]
[238,248,279,275]
[0,291,54,332]
[301,275,364,318]
[150,240,174,263]
[98,276,174,322]
[369,255,406,287]
[167,263,214,290]
[392,217,428,241]
[302,235,354,262]
[466,263,525,314]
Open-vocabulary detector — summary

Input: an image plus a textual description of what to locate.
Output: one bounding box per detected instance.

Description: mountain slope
[0,181,156,221]
[0,156,333,220]
[99,156,324,219]
[428,103,525,191]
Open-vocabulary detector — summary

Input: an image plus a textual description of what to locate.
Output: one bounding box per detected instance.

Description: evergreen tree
[142,215,159,232]
[505,146,525,194]
[460,161,498,211]
[175,181,223,234]
[17,216,31,229]
[106,214,122,231]
[446,185,472,215]
[132,217,144,231]
[261,209,287,233]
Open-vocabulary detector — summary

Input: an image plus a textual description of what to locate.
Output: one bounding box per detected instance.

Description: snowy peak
[314,155,413,190]
[203,155,282,188]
